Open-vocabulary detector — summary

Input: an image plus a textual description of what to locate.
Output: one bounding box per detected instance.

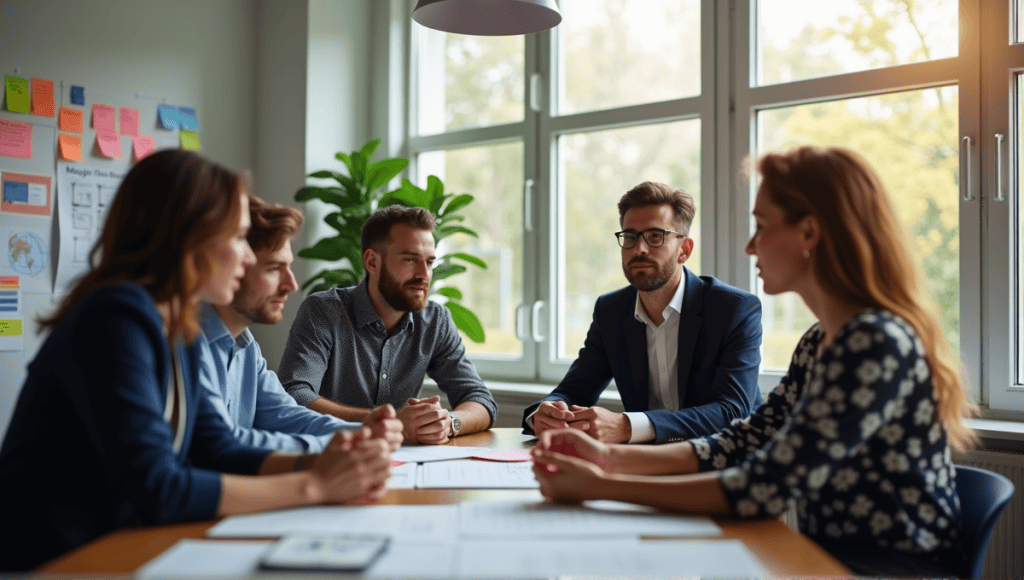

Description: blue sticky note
[70,85,85,105]
[157,104,180,129]
[178,106,199,131]
[3,181,29,203]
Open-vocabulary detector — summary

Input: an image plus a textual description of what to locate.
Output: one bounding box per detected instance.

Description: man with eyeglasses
[523,181,763,444]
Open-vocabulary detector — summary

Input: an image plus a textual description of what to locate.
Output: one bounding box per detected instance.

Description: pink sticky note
[119,107,140,136]
[92,103,116,133]
[95,131,122,158]
[471,449,532,462]
[0,118,33,159]
[133,135,155,160]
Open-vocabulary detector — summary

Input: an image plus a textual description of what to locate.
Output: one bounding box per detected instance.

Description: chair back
[955,464,1015,579]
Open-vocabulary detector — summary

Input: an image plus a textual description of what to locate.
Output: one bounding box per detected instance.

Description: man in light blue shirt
[199,196,402,453]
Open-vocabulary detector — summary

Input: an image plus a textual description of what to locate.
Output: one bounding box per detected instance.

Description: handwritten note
[70,85,85,105]
[133,135,155,160]
[180,130,201,151]
[91,103,116,133]
[31,78,54,117]
[157,104,179,129]
[59,108,84,133]
[119,107,140,136]
[178,106,199,130]
[5,76,30,113]
[59,134,83,162]
[0,119,33,159]
[95,132,122,158]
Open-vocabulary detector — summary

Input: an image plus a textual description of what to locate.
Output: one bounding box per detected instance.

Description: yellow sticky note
[5,76,30,113]
[0,319,23,337]
[180,130,201,151]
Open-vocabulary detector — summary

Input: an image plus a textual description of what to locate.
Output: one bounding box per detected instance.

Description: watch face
[451,413,461,435]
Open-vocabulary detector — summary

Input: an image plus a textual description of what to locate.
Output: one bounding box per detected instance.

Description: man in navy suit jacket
[523,182,763,444]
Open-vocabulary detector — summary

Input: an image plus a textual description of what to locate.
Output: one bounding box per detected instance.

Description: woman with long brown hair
[0,150,393,571]
[531,146,976,576]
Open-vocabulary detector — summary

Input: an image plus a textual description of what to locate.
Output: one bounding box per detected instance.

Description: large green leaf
[429,193,450,215]
[446,301,485,343]
[297,237,349,261]
[434,286,463,300]
[366,158,409,192]
[358,139,380,160]
[432,262,467,281]
[335,151,354,176]
[387,179,432,208]
[441,194,474,217]
[437,225,479,239]
[351,151,368,182]
[295,186,346,206]
[302,267,359,291]
[425,175,444,200]
[448,252,487,269]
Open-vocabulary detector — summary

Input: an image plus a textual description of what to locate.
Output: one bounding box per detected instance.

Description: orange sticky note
[180,130,201,151]
[95,131,122,158]
[58,134,83,161]
[92,103,116,133]
[31,78,54,117]
[0,118,33,159]
[133,135,155,160]
[119,107,140,136]
[59,107,83,133]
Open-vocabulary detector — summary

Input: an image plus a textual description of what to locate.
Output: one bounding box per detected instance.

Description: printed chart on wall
[1,224,50,295]
[55,161,125,293]
[0,276,23,351]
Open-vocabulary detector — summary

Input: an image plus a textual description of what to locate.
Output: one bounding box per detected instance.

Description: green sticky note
[180,130,201,151]
[5,76,31,113]
[0,319,23,337]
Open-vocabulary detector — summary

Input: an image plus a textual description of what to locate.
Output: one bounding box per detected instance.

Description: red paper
[95,131,122,158]
[59,134,83,161]
[119,107,140,136]
[59,107,84,132]
[0,118,33,159]
[133,135,155,160]
[471,449,532,462]
[31,78,54,117]
[92,103,116,133]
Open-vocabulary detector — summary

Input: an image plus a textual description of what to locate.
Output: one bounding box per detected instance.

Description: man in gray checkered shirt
[279,206,496,445]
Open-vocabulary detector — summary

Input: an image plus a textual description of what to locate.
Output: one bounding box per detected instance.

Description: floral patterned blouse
[690,309,964,571]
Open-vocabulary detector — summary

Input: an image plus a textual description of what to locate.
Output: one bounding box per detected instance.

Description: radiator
[955,449,1024,580]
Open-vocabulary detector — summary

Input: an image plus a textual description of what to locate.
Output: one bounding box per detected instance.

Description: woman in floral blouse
[531,145,977,576]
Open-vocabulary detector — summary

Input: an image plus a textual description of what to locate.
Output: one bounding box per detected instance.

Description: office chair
[955,464,1015,579]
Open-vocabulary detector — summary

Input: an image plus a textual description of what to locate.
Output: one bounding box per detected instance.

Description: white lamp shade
[412,0,562,36]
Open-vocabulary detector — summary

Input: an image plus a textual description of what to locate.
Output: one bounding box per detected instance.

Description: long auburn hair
[40,150,247,343]
[757,145,977,451]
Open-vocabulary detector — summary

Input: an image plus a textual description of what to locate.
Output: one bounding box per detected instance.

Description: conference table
[37,428,850,577]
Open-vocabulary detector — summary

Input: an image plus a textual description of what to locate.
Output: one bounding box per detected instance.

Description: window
[401,0,1022,413]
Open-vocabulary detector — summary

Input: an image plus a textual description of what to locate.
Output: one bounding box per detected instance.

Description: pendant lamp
[412,0,561,36]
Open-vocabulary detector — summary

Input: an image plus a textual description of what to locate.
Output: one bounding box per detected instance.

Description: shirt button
[381,373,387,379]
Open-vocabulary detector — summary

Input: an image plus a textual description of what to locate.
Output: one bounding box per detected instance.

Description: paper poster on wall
[1,227,50,294]
[55,161,125,293]
[0,276,24,351]
[0,119,33,159]
[1,171,52,216]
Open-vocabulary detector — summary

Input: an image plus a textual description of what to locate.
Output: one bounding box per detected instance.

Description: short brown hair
[247,195,304,253]
[617,181,696,236]
[361,205,435,254]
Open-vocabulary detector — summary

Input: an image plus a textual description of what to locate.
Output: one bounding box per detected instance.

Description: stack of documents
[389,445,539,489]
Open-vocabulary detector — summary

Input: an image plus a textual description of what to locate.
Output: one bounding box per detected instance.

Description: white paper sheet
[458,499,721,538]
[417,459,539,489]
[388,462,418,489]
[136,540,270,579]
[454,538,767,579]
[55,162,126,293]
[207,505,457,539]
[391,445,492,463]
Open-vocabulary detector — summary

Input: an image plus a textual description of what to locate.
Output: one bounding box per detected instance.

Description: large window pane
[1017,74,1024,382]
[558,0,700,115]
[559,120,701,360]
[418,143,524,358]
[756,0,957,86]
[415,29,523,134]
[757,87,960,369]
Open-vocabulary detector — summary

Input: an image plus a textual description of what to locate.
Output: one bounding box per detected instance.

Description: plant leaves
[434,286,463,300]
[446,301,485,343]
[432,262,467,281]
[359,139,380,160]
[295,186,347,206]
[335,151,354,176]
[441,194,474,217]
[437,225,479,239]
[297,237,349,261]
[301,267,358,291]
[366,158,409,192]
[448,252,487,269]
[425,175,444,200]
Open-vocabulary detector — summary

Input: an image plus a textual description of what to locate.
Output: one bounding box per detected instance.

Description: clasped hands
[533,400,631,443]
[397,395,454,445]
[530,428,614,503]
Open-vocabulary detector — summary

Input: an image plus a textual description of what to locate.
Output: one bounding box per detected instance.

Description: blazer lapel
[622,288,650,411]
[676,268,704,407]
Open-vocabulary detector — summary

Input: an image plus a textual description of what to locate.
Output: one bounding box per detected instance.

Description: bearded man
[279,206,496,445]
[523,182,763,444]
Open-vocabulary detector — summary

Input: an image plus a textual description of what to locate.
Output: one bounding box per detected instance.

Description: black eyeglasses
[614,229,686,249]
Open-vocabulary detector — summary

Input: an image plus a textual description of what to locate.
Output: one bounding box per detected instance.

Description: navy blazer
[523,269,763,443]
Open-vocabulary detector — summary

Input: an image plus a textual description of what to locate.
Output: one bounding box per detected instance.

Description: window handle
[961,136,974,202]
[524,178,534,232]
[531,300,546,343]
[515,303,528,341]
[995,133,1006,202]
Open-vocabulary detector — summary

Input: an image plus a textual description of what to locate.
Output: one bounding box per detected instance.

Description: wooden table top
[37,428,850,577]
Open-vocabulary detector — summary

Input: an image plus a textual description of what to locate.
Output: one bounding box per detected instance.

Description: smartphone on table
[258,534,390,572]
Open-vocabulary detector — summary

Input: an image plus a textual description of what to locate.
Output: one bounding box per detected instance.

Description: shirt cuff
[525,409,537,430]
[624,412,655,443]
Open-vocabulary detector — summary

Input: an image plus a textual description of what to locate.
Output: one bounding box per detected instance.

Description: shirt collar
[199,301,253,351]
[352,278,415,333]
[633,268,687,326]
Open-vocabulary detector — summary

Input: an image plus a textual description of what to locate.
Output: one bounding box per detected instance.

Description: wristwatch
[448,410,462,437]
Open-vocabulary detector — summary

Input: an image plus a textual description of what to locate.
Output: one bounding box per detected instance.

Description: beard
[622,255,676,292]
[232,288,287,326]
[379,263,429,312]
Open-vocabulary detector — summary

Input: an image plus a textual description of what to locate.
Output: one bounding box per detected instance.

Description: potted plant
[294,139,488,342]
